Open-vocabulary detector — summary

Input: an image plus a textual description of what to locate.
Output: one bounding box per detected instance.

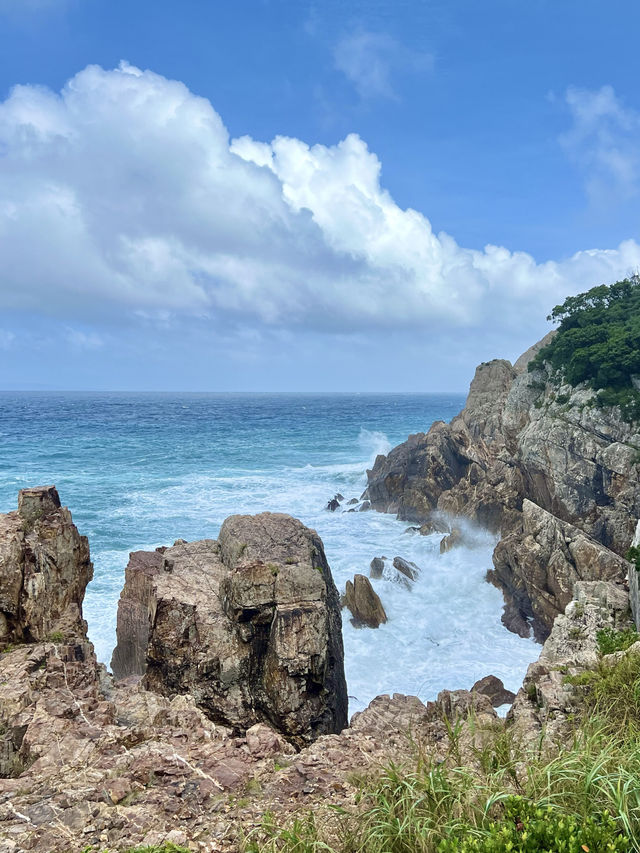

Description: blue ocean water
[0,392,538,713]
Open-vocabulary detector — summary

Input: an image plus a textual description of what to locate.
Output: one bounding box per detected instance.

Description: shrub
[530,275,640,422]
[438,797,630,852]
[596,627,640,656]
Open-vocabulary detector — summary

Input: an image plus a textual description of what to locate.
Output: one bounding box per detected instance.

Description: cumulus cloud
[333,29,433,100]
[0,62,639,342]
[561,85,640,201]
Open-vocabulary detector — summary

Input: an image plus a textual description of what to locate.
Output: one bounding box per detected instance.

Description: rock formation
[509,579,633,747]
[364,337,640,637]
[471,674,516,707]
[365,350,640,553]
[112,512,348,745]
[0,486,93,645]
[490,500,629,640]
[342,574,387,628]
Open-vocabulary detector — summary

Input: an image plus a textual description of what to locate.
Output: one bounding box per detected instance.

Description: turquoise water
[0,392,538,713]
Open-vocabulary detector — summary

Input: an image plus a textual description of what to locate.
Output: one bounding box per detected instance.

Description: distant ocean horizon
[0,391,538,714]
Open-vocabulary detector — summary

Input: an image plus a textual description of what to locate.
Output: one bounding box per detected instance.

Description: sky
[1,0,640,391]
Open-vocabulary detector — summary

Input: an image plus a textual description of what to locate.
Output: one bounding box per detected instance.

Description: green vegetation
[626,545,640,573]
[596,626,640,656]
[245,651,640,853]
[47,630,64,643]
[530,275,640,421]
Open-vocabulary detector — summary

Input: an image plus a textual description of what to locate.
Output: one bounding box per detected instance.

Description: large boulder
[489,500,629,641]
[342,574,387,628]
[0,486,93,644]
[111,512,348,746]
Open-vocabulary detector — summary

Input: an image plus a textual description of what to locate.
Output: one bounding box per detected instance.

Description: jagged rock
[403,526,420,535]
[509,580,633,748]
[364,336,640,557]
[342,574,387,628]
[0,486,93,645]
[347,498,359,506]
[326,497,340,511]
[369,557,386,579]
[359,500,371,511]
[364,334,640,638]
[112,512,348,745]
[393,556,420,581]
[419,517,451,535]
[489,500,629,641]
[471,675,516,707]
[440,526,464,554]
[512,330,557,373]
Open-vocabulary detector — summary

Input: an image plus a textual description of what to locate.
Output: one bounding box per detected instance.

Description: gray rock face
[364,334,640,636]
[0,486,93,644]
[365,340,640,554]
[509,580,633,747]
[112,512,348,746]
[489,500,629,641]
[342,574,387,628]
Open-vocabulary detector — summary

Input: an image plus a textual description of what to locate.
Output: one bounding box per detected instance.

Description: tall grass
[245,651,640,852]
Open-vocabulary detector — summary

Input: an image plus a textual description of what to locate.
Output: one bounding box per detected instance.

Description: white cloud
[0,62,639,343]
[561,85,640,201]
[333,29,433,100]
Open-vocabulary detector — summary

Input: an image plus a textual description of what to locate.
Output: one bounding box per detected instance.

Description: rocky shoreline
[1,336,639,851]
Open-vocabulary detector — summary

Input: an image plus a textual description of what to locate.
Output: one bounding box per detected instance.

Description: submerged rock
[112,512,348,745]
[342,574,387,628]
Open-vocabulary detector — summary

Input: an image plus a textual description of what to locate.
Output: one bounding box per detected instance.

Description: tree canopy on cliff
[531,274,640,420]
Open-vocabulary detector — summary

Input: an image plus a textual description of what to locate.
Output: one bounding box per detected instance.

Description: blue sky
[1,0,639,391]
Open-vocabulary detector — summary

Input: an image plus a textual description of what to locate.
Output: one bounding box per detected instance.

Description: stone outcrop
[471,675,516,707]
[509,580,633,748]
[364,335,640,637]
[112,512,348,746]
[0,485,636,852]
[364,346,640,554]
[342,574,387,628]
[489,500,629,641]
[0,486,93,645]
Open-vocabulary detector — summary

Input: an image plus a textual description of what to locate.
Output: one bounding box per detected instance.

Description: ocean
[0,391,538,714]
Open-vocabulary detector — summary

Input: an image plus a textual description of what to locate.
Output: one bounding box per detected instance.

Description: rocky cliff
[364,339,640,639]
[0,487,498,853]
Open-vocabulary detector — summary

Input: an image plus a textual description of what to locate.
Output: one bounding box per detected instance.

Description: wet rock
[419,517,451,536]
[112,512,348,745]
[369,557,386,579]
[346,498,359,506]
[392,556,420,582]
[471,675,516,707]
[326,497,340,512]
[358,500,371,512]
[440,527,464,554]
[342,575,387,628]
